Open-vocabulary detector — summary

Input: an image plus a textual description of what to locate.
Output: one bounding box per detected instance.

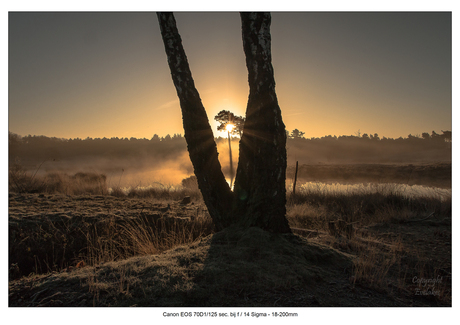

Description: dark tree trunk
[232,13,291,233]
[157,12,291,234]
[157,13,234,231]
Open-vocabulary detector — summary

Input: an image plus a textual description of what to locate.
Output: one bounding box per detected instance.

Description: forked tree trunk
[157,13,233,231]
[157,12,291,233]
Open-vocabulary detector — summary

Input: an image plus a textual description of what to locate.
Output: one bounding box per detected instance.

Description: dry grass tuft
[9,196,213,279]
[83,215,214,267]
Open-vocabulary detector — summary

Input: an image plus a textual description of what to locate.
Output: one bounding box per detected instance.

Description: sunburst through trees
[215,110,245,188]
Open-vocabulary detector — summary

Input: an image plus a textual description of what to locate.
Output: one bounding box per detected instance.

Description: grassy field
[8,165,451,306]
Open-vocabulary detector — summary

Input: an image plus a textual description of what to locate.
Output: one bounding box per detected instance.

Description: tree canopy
[214,110,245,137]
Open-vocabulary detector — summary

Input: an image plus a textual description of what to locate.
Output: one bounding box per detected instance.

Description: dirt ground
[8,193,451,307]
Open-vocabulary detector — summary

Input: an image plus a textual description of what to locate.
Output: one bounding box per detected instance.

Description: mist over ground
[8,130,451,189]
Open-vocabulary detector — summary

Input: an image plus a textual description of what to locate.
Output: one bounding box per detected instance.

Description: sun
[226,123,235,133]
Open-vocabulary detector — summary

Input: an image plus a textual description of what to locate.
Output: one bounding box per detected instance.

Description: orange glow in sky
[8,12,452,140]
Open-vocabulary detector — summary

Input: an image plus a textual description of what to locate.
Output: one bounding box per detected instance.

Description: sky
[8,10,453,140]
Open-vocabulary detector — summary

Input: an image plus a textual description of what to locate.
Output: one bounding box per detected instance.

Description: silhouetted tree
[9,131,21,145]
[290,129,305,139]
[157,12,291,233]
[441,130,452,142]
[214,110,244,188]
[214,110,245,137]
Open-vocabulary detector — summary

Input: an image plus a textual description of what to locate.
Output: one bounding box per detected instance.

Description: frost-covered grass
[291,181,451,201]
[108,182,202,202]
[287,181,451,229]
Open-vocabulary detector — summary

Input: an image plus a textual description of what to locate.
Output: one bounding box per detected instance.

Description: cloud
[156,99,179,110]
[283,111,305,117]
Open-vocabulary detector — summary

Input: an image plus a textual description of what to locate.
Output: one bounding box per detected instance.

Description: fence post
[293,161,299,196]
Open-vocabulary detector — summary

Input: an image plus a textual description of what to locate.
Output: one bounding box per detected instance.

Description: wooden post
[293,161,299,196]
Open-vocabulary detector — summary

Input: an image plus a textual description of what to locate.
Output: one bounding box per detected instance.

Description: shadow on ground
[10,226,416,307]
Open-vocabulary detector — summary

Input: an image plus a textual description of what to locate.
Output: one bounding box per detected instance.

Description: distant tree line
[288,128,451,142]
[9,129,451,167]
[286,129,451,164]
[8,132,187,165]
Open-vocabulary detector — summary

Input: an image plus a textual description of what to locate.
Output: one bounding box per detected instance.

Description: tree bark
[157,13,233,231]
[232,13,291,233]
